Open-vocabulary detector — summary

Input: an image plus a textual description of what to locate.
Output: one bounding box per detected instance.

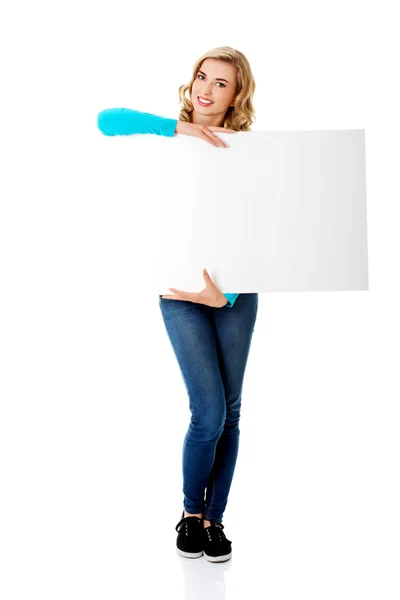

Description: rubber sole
[176,547,203,559]
[203,550,232,562]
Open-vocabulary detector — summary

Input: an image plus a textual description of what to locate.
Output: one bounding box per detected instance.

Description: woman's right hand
[175,121,236,148]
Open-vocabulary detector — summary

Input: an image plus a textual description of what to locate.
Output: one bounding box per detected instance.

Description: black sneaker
[203,521,232,562]
[175,510,204,559]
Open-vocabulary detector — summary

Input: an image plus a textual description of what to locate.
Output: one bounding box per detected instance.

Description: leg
[203,293,258,523]
[159,296,227,516]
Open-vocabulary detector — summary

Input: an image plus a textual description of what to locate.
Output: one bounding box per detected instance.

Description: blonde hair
[177,46,256,132]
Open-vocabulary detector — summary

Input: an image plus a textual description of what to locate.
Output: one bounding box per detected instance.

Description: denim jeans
[159,293,258,523]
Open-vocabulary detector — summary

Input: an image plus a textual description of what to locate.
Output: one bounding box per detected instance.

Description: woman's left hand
[161,269,228,308]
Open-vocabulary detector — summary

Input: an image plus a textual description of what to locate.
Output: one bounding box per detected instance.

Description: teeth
[199,97,212,104]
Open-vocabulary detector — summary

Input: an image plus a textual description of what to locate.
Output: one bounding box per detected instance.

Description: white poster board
[103,130,369,295]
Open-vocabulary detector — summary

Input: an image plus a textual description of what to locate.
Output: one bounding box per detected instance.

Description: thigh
[211,293,259,397]
[159,296,226,427]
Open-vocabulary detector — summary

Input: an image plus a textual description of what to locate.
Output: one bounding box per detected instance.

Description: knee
[190,412,226,443]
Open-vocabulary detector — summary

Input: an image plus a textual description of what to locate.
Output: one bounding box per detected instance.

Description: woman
[97,46,258,563]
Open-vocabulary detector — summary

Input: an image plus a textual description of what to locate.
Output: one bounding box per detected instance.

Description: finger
[163,288,185,299]
[202,128,226,148]
[168,288,194,301]
[169,287,197,296]
[203,268,214,285]
[201,131,221,148]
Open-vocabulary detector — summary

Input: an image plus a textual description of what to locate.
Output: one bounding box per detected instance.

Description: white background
[1,1,399,598]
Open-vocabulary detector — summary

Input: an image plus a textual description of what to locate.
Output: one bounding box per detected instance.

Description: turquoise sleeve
[223,294,240,308]
[97,107,178,137]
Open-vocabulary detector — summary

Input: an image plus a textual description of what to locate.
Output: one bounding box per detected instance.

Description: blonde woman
[97,46,258,562]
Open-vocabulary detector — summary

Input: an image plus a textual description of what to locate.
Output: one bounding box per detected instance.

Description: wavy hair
[177,46,256,132]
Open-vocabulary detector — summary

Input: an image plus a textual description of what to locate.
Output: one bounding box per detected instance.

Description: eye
[197,74,225,87]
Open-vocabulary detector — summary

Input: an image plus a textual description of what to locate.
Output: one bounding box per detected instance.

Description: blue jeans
[159,293,258,523]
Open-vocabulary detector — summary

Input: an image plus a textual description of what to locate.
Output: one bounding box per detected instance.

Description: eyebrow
[198,70,229,84]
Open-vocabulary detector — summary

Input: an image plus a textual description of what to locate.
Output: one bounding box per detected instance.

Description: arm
[99,109,236,307]
[223,294,239,308]
[97,107,178,137]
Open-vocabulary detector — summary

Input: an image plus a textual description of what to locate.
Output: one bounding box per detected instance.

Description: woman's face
[191,58,238,121]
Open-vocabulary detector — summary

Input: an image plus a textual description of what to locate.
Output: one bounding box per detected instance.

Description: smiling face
[190,58,238,128]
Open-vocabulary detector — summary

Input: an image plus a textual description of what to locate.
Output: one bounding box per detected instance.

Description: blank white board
[105,129,369,295]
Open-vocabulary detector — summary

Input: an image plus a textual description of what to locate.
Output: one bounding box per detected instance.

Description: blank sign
[123,129,368,295]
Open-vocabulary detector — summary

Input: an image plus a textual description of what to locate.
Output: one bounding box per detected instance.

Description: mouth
[197,96,214,107]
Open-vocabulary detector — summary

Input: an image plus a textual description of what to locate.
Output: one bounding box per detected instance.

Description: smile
[197,96,214,106]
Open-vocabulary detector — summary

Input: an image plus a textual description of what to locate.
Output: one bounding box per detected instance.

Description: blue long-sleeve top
[97,107,240,308]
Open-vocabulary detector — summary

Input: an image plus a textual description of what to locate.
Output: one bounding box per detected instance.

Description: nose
[201,85,213,96]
